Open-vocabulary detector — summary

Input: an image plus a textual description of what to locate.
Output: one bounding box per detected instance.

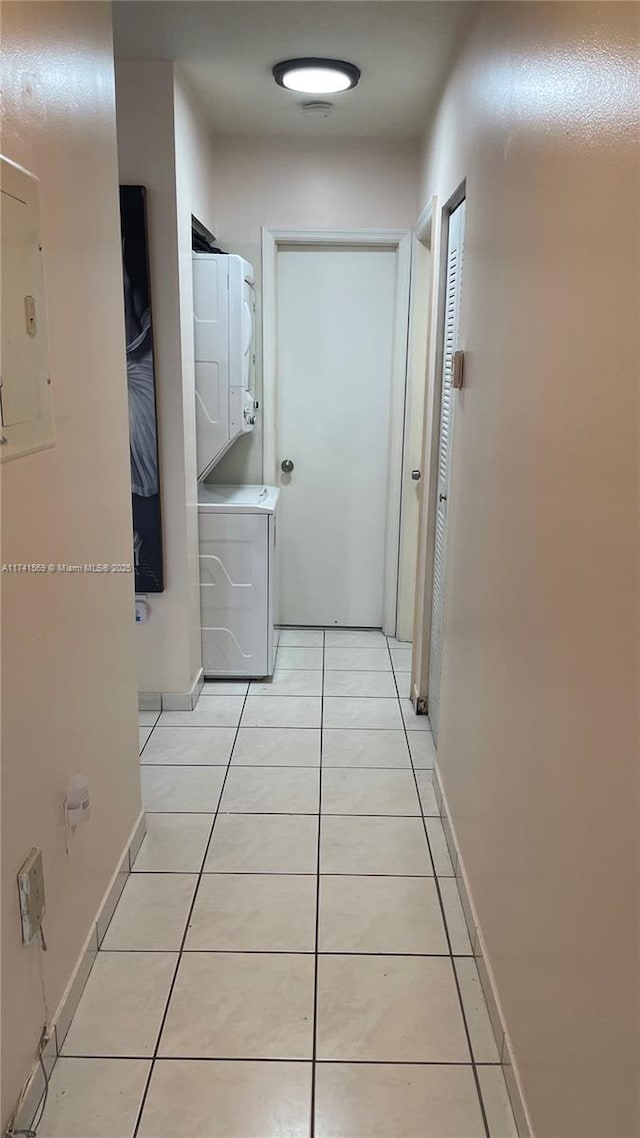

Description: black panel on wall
[119,185,164,593]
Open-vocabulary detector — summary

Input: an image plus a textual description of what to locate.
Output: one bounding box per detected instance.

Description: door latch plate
[452,349,465,390]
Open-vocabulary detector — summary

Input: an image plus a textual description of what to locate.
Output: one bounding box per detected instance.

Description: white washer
[198,485,279,677]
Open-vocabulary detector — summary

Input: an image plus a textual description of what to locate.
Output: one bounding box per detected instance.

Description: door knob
[411,470,421,481]
[281,459,294,474]
[439,493,447,503]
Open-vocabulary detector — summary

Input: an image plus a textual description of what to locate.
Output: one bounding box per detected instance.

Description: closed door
[276,246,397,627]
[428,200,465,741]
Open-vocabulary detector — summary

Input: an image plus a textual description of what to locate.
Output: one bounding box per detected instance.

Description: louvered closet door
[428,200,465,743]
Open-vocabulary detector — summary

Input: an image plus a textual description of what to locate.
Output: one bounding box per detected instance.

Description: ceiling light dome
[273,58,361,95]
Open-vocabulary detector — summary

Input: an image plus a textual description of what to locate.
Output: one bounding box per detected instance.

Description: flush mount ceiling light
[272,58,361,95]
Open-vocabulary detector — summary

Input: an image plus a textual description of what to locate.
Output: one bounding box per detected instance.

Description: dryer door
[193,254,230,478]
[241,278,256,397]
[231,276,257,437]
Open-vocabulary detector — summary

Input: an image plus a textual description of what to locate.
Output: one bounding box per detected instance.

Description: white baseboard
[8,811,146,1136]
[433,764,534,1138]
[138,667,204,713]
[138,691,162,711]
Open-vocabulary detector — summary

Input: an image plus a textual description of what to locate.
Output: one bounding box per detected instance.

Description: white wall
[1,3,141,1126]
[173,68,219,681]
[207,133,420,486]
[397,234,431,643]
[115,63,217,696]
[418,4,639,1135]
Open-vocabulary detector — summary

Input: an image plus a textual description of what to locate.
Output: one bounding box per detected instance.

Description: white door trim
[410,198,442,707]
[262,227,412,635]
[410,187,466,713]
[396,203,438,644]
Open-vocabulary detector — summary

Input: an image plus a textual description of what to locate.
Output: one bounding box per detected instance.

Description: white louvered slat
[428,200,465,743]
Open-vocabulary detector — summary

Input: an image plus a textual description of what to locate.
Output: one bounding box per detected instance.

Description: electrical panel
[0,156,55,462]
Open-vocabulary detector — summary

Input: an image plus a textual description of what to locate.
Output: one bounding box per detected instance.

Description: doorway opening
[410,189,466,741]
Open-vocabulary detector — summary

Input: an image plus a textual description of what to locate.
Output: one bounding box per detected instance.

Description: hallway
[36,630,516,1137]
[3,2,638,1134]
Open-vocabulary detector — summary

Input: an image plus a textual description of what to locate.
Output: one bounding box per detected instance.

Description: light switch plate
[18,847,46,945]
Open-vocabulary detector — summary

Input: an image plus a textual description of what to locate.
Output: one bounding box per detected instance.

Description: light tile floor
[37,629,518,1138]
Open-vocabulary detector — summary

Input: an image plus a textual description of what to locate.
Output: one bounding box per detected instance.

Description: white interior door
[428,200,465,741]
[276,246,397,627]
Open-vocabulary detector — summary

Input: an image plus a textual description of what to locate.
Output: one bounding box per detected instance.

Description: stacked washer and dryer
[192,253,279,677]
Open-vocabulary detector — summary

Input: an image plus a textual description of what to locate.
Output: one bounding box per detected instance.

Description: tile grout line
[60,1053,503,1066]
[130,870,445,877]
[143,810,439,818]
[141,764,430,770]
[309,629,325,1138]
[98,948,474,957]
[143,722,425,731]
[137,710,161,759]
[385,636,491,1138]
[131,685,251,1138]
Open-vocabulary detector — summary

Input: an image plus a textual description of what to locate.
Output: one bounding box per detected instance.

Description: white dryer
[198,485,279,677]
[192,254,257,479]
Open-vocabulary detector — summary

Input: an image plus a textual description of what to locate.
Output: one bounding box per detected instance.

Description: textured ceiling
[113,1,472,139]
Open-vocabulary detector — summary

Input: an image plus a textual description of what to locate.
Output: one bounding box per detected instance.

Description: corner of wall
[115,58,202,700]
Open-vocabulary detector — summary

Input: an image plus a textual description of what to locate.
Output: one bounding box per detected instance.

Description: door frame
[410,197,441,707]
[262,227,412,634]
[410,185,465,711]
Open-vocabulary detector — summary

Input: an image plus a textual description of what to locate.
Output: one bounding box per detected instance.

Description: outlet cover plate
[18,847,45,944]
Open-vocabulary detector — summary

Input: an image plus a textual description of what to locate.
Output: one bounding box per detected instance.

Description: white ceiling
[112,2,472,139]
